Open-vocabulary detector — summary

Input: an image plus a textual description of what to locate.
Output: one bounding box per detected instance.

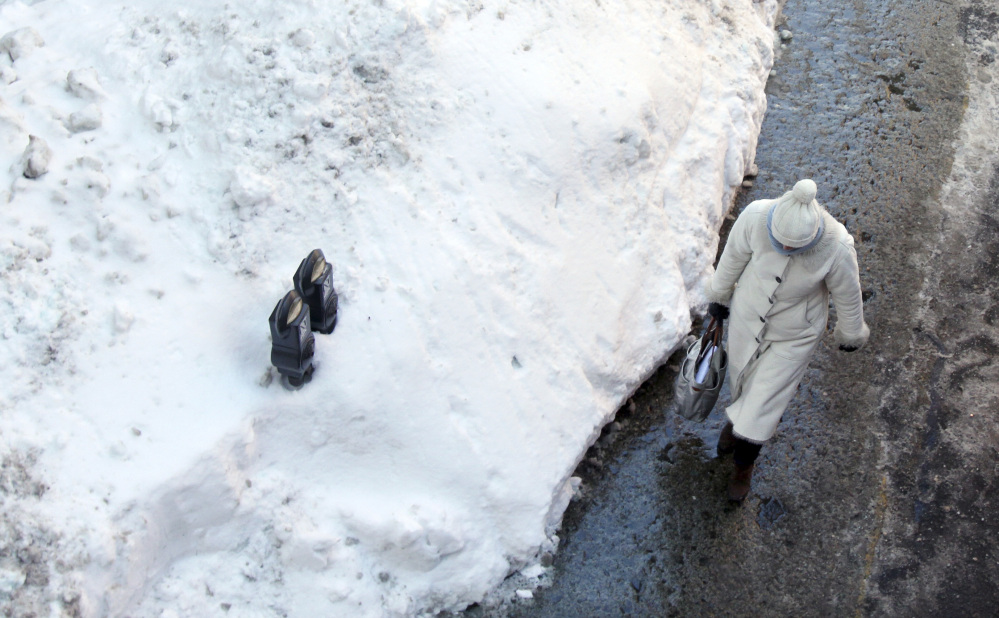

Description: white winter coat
[706,199,870,443]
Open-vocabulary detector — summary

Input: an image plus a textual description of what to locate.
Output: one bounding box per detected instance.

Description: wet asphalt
[468,0,999,615]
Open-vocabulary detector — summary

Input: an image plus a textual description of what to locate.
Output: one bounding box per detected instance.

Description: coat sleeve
[826,236,870,348]
[705,205,756,306]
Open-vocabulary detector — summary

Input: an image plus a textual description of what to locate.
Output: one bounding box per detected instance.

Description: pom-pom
[792,178,817,204]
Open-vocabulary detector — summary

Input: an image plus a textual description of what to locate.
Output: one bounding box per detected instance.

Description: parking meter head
[293,248,338,334]
[269,289,315,385]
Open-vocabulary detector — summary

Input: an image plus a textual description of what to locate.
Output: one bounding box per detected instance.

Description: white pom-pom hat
[771,179,822,248]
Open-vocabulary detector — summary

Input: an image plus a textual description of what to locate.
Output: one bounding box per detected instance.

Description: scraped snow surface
[0,0,777,615]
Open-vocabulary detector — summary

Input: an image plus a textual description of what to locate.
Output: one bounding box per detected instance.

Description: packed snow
[0,0,778,615]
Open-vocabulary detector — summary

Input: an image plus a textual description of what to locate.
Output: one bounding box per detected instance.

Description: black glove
[707,302,729,321]
[839,344,859,353]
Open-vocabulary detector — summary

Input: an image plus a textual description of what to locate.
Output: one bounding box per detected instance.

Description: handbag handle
[696,316,723,366]
[710,317,723,347]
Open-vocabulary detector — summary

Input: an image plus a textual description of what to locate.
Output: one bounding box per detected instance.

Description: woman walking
[706,178,869,501]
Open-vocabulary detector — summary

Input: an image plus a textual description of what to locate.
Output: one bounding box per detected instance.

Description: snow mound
[0,0,776,615]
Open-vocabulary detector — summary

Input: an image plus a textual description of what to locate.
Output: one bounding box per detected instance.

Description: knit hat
[770,179,822,248]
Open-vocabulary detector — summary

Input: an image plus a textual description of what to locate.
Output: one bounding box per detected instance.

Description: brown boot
[716,422,736,457]
[727,461,754,502]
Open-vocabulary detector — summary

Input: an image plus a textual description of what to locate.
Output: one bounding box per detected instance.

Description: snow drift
[0,0,777,615]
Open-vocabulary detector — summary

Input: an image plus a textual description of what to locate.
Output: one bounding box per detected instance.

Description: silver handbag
[674,317,728,422]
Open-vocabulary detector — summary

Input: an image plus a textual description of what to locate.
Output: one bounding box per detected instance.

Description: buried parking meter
[293,248,338,334]
[269,289,315,387]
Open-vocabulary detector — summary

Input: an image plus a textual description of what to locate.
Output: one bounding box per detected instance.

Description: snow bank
[0,0,776,615]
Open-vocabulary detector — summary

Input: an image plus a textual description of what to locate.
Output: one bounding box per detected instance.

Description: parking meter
[293,248,338,334]
[269,289,315,386]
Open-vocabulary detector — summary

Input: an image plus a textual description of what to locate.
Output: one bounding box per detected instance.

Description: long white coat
[706,199,870,443]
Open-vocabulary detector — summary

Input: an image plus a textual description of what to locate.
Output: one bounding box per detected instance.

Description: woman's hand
[708,302,730,321]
